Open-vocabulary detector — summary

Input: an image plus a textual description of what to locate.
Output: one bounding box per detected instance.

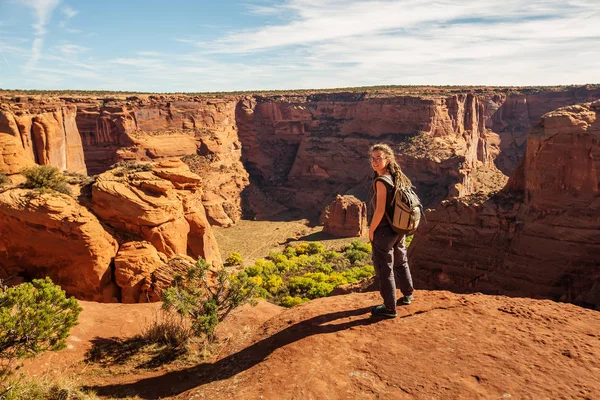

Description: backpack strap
[372,175,397,227]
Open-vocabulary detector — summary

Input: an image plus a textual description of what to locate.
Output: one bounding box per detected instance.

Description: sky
[0,0,599,92]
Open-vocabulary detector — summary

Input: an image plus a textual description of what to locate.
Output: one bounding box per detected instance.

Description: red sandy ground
[21,290,600,399]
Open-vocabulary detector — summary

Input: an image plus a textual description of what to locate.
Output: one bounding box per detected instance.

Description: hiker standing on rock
[368,143,418,318]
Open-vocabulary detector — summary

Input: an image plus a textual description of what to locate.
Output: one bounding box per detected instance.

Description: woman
[368,143,415,318]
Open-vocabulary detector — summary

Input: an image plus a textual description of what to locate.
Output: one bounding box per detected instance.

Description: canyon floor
[19,289,600,400]
[213,216,367,265]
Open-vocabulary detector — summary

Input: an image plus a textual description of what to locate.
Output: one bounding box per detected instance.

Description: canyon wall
[409,101,600,308]
[485,86,600,174]
[74,96,249,227]
[236,92,503,215]
[2,87,599,221]
[0,100,86,175]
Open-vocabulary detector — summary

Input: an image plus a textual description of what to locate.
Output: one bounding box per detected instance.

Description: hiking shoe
[371,305,397,318]
[399,294,414,305]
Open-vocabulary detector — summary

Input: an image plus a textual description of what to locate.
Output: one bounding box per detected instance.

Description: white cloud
[18,0,62,70]
[61,5,78,19]
[19,0,61,36]
[5,0,600,91]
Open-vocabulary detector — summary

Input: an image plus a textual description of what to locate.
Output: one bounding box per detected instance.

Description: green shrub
[343,241,372,265]
[294,243,310,255]
[283,246,296,258]
[0,277,82,383]
[268,251,288,264]
[307,242,325,255]
[224,251,243,266]
[162,258,258,342]
[280,296,308,308]
[405,234,414,247]
[63,171,94,186]
[323,250,341,261]
[263,275,284,295]
[21,165,71,195]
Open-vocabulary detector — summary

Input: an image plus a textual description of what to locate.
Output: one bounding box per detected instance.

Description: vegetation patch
[239,240,375,307]
[20,165,72,195]
[110,161,154,177]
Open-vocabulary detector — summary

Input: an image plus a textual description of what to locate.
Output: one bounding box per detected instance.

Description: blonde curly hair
[369,143,412,189]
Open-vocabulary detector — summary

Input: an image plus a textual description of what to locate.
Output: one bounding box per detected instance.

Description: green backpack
[374,175,424,233]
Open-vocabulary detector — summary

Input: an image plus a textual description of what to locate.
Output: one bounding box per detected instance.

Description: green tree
[162,257,259,341]
[0,277,82,384]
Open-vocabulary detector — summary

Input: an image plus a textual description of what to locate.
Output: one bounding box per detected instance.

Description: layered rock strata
[409,101,600,308]
[2,87,599,221]
[0,101,86,174]
[91,159,221,267]
[75,96,249,226]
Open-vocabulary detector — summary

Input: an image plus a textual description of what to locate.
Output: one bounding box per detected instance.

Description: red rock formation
[322,195,367,237]
[409,101,600,308]
[236,93,505,213]
[0,189,118,301]
[91,159,221,267]
[114,241,167,303]
[75,96,249,226]
[487,86,600,174]
[0,101,86,174]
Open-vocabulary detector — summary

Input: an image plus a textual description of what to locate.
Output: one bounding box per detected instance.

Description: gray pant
[371,223,414,310]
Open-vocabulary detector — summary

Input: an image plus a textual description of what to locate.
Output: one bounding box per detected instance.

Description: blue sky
[0,0,599,92]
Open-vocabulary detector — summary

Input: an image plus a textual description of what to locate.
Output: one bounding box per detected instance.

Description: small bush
[162,258,259,342]
[280,296,308,308]
[63,171,94,186]
[224,252,243,266]
[21,165,71,195]
[0,277,82,384]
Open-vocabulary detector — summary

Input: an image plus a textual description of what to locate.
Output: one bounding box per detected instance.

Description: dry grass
[1,374,101,400]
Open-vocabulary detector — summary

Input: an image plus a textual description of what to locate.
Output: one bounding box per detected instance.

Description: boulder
[114,241,167,303]
[91,159,222,267]
[0,189,118,301]
[323,195,368,237]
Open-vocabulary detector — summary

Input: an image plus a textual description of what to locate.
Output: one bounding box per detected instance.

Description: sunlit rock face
[409,101,600,309]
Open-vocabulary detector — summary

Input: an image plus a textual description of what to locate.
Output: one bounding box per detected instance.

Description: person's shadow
[87,306,382,399]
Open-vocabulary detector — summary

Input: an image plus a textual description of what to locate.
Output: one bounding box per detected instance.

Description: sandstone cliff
[409,101,600,308]
[75,96,249,226]
[0,189,118,301]
[0,100,86,175]
[2,87,599,221]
